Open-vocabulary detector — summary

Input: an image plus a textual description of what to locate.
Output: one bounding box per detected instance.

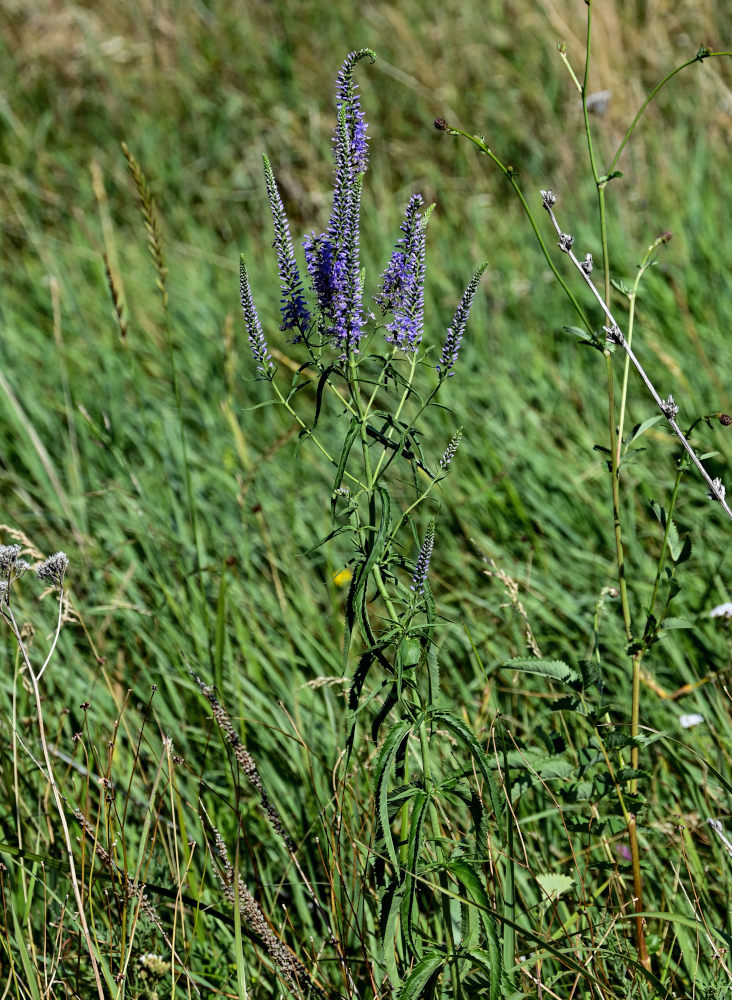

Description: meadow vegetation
[1,1,732,997]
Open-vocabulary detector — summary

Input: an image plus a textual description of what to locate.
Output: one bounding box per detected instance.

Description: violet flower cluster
[263,154,310,337]
[375,193,426,351]
[302,49,375,353]
[242,49,487,390]
[240,257,273,376]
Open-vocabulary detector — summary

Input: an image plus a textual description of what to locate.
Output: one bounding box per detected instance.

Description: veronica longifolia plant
[241,49,486,671]
[241,51,503,996]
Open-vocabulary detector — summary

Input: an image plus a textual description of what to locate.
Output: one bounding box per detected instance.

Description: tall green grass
[1,2,732,997]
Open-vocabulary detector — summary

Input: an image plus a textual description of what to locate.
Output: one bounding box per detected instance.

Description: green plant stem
[270,378,367,490]
[347,354,401,626]
[616,235,670,462]
[647,466,684,619]
[580,3,611,308]
[445,128,592,332]
[605,334,650,970]
[605,352,633,644]
[370,352,419,484]
[608,50,732,175]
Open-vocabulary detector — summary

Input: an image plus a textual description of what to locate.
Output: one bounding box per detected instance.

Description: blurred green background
[2,0,731,683]
[2,1,732,993]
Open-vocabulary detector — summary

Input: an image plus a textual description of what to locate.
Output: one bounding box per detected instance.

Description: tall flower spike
[411,522,435,596]
[314,49,374,354]
[375,193,427,351]
[263,154,310,337]
[240,256,273,376]
[437,262,488,378]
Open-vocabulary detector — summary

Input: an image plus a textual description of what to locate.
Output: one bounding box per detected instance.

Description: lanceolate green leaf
[430,710,503,821]
[332,414,361,502]
[447,859,502,1000]
[397,952,445,1000]
[504,658,580,687]
[375,719,412,871]
[401,788,430,957]
[379,878,406,991]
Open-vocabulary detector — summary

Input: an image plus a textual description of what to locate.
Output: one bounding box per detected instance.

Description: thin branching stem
[4,597,106,1000]
[543,197,732,523]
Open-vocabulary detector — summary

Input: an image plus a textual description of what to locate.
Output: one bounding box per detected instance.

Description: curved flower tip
[437,262,488,378]
[334,50,375,176]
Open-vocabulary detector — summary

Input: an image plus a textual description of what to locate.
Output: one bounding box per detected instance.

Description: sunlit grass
[1,2,732,997]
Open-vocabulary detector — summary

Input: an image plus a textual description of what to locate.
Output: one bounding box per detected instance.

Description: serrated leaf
[666,522,682,561]
[659,616,695,630]
[379,879,405,990]
[397,952,445,1000]
[676,534,693,565]
[447,859,502,1000]
[505,658,580,687]
[374,719,412,872]
[430,710,503,820]
[401,789,430,957]
[503,750,574,782]
[465,948,505,999]
[536,872,575,900]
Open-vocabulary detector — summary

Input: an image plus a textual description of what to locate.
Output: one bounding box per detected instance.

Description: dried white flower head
[661,394,679,419]
[707,478,726,503]
[580,253,593,275]
[36,552,69,588]
[0,545,22,575]
[541,189,557,209]
[557,232,575,253]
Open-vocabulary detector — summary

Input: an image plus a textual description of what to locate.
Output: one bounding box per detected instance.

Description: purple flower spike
[437,262,488,378]
[303,50,375,354]
[263,154,311,338]
[240,256,273,376]
[333,49,375,175]
[303,232,336,322]
[375,193,427,351]
[411,522,435,596]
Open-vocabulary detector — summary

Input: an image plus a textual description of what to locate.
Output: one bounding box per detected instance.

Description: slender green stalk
[608,49,731,175]
[441,126,592,332]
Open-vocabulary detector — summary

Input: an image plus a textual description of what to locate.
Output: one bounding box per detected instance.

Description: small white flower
[710,602,732,618]
[679,714,705,729]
